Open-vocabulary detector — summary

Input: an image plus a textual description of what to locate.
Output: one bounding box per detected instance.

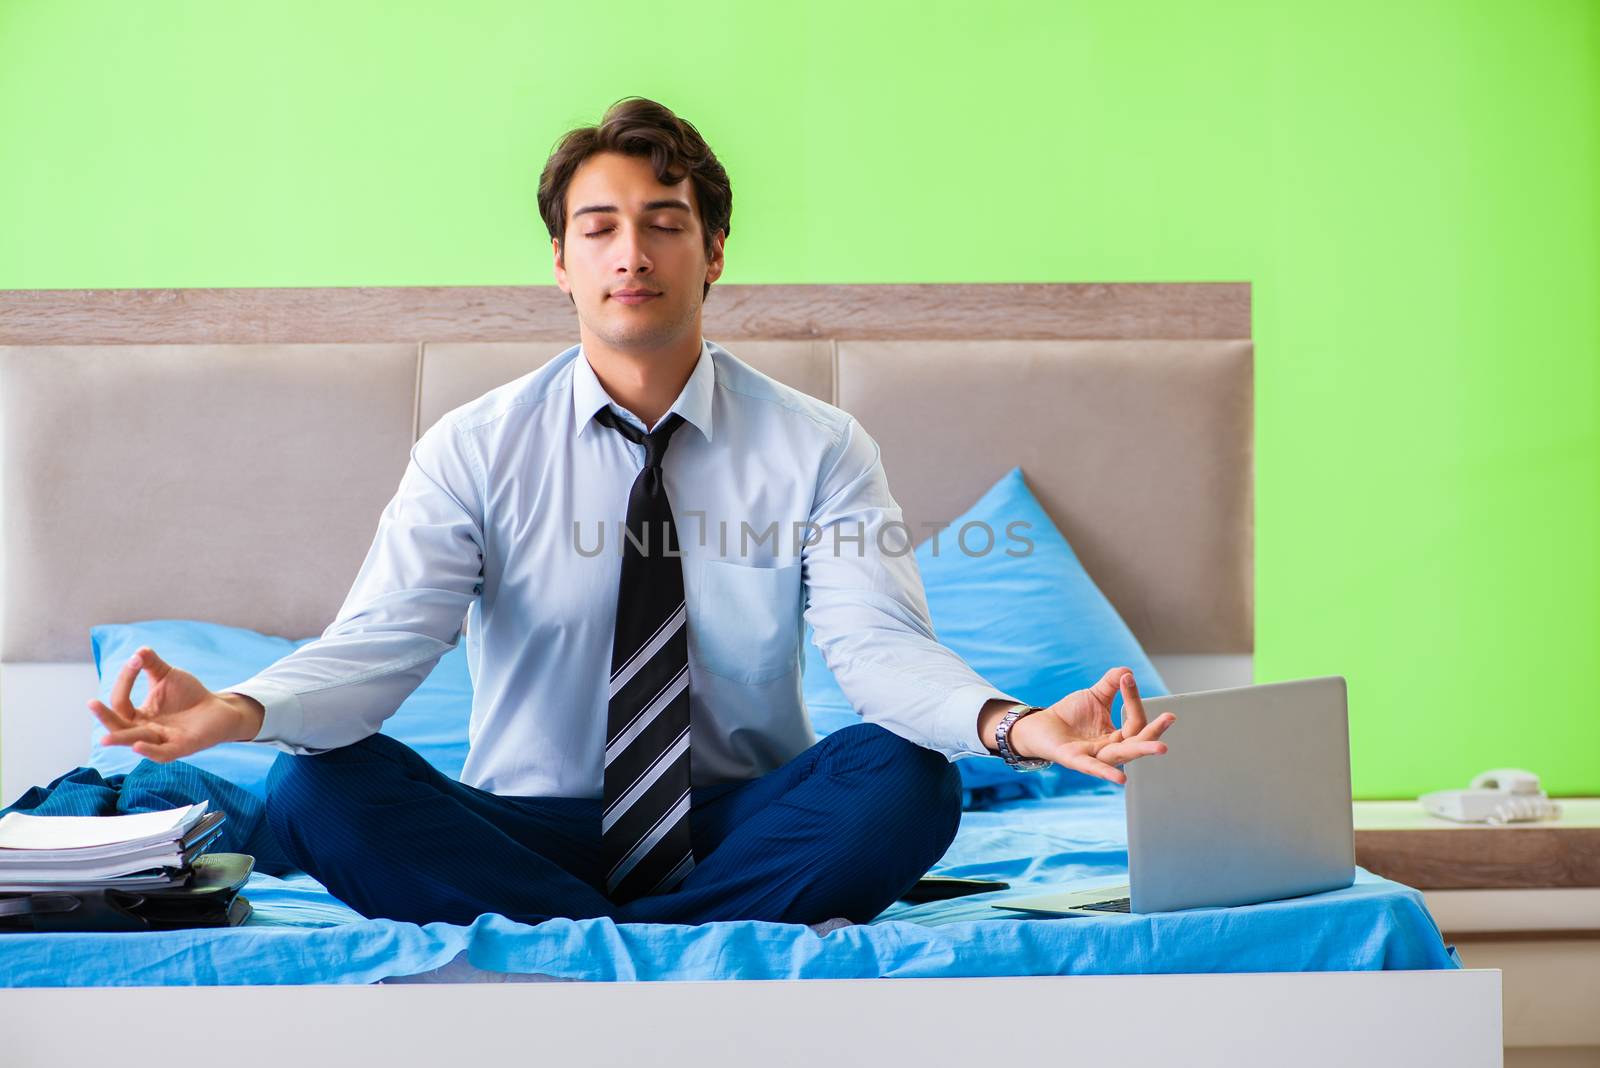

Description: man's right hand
[88,647,266,763]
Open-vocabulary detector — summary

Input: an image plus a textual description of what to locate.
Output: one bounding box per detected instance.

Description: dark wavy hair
[538,97,732,301]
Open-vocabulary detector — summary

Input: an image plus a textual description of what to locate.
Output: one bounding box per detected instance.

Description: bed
[0,283,1501,1065]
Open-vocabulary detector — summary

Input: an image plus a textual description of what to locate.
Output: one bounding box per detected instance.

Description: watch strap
[994,703,1051,771]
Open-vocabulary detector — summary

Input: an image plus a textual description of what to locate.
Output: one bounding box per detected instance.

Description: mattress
[0,786,1460,986]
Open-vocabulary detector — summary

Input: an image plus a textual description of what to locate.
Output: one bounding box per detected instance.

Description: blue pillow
[802,466,1170,805]
[87,619,471,799]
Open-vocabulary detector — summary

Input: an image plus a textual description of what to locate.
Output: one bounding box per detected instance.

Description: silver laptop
[990,676,1356,917]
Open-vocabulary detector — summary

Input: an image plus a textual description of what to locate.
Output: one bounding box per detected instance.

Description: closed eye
[584,226,681,237]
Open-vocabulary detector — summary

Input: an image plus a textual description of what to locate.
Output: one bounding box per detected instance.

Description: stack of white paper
[0,803,221,891]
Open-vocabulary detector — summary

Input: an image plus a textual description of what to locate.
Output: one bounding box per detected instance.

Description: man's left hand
[1008,668,1175,785]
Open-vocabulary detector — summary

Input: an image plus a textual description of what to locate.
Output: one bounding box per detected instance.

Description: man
[90,97,1175,928]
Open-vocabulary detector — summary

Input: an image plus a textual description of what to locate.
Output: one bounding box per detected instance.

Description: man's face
[553,151,725,354]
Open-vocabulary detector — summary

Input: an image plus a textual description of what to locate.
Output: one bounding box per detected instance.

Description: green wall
[2,1,1595,797]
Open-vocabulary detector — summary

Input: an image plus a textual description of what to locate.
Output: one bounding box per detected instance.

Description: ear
[552,236,570,294]
[704,229,726,286]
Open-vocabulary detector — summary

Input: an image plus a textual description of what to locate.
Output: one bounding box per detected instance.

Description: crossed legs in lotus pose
[263,721,963,927]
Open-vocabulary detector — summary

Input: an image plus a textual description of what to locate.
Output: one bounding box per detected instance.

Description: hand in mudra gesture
[1009,668,1176,785]
[87,647,254,762]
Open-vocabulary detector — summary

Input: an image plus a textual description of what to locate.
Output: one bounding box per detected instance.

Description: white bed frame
[7,972,1502,1067]
[0,284,1503,1066]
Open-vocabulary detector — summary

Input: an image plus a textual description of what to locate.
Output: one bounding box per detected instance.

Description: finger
[99,724,168,749]
[109,652,145,718]
[131,740,183,764]
[1099,739,1170,765]
[1087,666,1129,709]
[1054,749,1127,786]
[87,698,134,732]
[1119,671,1147,735]
[1133,712,1177,741]
[136,646,173,682]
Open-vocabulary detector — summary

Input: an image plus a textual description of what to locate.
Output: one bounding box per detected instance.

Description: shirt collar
[572,338,715,444]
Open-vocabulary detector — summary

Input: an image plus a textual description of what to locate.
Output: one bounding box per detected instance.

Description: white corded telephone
[1419,769,1563,824]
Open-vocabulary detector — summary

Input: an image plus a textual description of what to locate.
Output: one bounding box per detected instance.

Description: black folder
[0,852,255,933]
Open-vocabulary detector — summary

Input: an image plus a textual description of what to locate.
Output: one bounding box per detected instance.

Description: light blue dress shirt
[229,339,1017,798]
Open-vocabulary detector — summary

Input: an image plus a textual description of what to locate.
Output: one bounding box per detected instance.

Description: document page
[0,802,208,851]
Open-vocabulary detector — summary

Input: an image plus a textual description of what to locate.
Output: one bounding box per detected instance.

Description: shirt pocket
[691,558,803,684]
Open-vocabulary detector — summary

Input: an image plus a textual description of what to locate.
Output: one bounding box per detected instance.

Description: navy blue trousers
[264,722,963,927]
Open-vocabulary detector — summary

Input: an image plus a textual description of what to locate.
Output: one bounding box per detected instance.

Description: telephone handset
[1419,768,1562,824]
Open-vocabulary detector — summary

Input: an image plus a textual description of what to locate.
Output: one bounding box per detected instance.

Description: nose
[614,225,653,278]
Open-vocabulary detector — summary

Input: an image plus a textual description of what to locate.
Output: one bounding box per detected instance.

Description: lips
[611,290,660,304]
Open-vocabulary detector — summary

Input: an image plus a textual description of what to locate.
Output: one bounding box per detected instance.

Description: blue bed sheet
[0,787,1460,986]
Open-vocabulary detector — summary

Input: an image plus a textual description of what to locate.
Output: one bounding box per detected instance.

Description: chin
[602,307,685,342]
[591,323,671,351]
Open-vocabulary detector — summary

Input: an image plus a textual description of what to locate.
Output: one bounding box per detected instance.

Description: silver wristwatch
[993,703,1051,771]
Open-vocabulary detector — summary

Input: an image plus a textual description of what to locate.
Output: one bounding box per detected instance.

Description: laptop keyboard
[1078,897,1132,912]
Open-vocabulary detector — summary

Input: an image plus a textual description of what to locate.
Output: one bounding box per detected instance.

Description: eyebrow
[571,199,693,220]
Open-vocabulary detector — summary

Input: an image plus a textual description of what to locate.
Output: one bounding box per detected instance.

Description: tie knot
[594,406,686,469]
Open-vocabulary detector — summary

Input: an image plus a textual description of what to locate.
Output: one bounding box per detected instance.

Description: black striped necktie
[593,405,696,904]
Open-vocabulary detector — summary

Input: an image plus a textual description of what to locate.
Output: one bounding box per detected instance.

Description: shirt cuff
[222,681,306,747]
[936,683,1022,761]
